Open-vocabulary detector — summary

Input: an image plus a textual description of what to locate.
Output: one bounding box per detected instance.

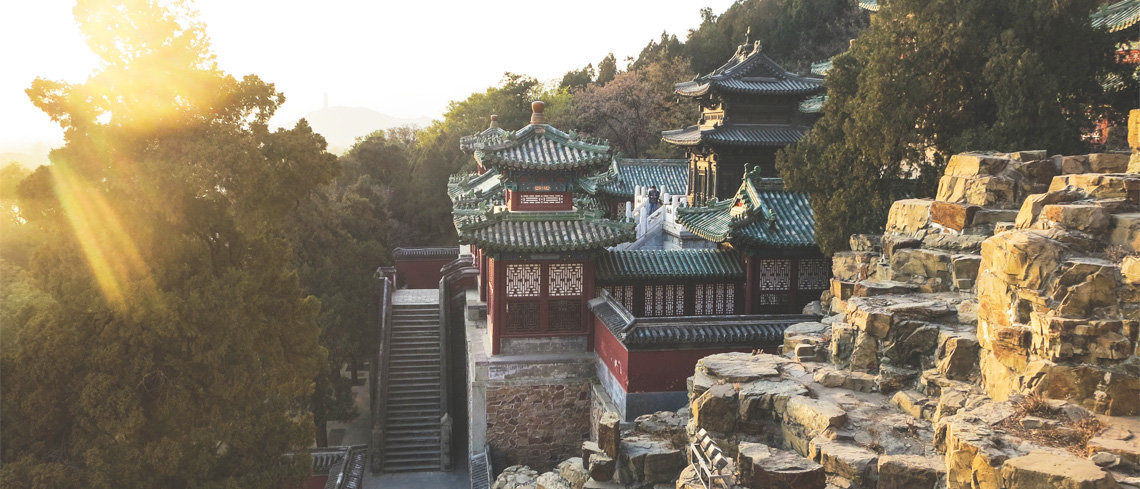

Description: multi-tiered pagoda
[451,102,634,355]
[663,31,824,203]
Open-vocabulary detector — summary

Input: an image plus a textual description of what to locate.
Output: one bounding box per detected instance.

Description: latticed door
[502,261,586,335]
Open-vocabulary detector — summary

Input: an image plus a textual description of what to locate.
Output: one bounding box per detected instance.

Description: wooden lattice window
[718,283,734,314]
[505,301,541,333]
[758,294,789,305]
[758,259,792,291]
[798,258,830,290]
[548,300,584,332]
[603,285,635,312]
[694,284,708,315]
[506,264,542,297]
[665,285,684,316]
[548,263,583,297]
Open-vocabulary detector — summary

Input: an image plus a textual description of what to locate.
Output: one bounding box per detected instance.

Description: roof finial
[530,101,546,131]
[489,114,500,128]
[744,26,752,44]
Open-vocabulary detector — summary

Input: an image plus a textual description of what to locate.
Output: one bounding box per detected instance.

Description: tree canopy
[778,0,1133,254]
[1,1,334,486]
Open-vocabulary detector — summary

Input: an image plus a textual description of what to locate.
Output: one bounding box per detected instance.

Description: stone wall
[487,382,592,471]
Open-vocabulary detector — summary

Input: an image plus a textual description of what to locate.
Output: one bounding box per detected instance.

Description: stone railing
[687,428,731,489]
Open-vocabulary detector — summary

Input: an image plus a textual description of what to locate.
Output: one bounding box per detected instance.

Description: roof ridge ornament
[489,114,500,129]
[530,101,546,133]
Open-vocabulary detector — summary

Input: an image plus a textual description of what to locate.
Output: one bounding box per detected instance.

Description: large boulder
[1000,452,1120,489]
[692,384,739,433]
[737,442,826,489]
[877,454,946,489]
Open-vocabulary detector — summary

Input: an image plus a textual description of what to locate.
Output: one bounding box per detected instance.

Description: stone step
[385,418,442,429]
[378,449,440,460]
[383,449,443,460]
[380,460,442,473]
[387,387,441,396]
[386,425,443,435]
[389,319,437,326]
[390,357,438,366]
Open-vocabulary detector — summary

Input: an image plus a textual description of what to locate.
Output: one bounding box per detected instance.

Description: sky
[1,0,736,158]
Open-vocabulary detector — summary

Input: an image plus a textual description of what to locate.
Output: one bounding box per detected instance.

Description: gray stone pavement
[325,355,469,488]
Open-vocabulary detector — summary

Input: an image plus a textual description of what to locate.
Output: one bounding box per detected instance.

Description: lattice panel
[694,284,709,315]
[548,263,583,297]
[520,193,566,205]
[548,300,584,332]
[506,264,542,297]
[757,259,792,291]
[719,283,735,314]
[661,285,684,316]
[645,285,668,317]
[604,285,635,312]
[505,301,541,333]
[758,294,790,305]
[797,258,830,290]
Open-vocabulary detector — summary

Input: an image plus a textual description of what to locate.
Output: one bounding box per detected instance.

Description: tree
[285,130,409,446]
[684,0,867,74]
[596,53,617,85]
[1,1,335,487]
[560,63,595,91]
[778,0,1131,254]
[568,57,695,158]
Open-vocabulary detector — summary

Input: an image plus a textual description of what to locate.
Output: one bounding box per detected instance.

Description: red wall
[593,318,630,388]
[396,259,452,289]
[593,318,775,394]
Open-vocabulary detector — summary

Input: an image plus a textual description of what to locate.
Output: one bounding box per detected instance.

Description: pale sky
[1,0,736,156]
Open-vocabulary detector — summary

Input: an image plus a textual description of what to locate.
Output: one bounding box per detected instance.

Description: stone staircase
[380,302,444,473]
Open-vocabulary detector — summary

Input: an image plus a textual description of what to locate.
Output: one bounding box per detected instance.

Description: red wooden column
[479,250,489,303]
[490,258,506,355]
[582,258,596,352]
[743,254,755,314]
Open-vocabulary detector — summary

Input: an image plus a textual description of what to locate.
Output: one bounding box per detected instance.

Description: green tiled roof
[1092,0,1140,32]
[675,41,824,98]
[662,124,806,147]
[454,210,634,253]
[596,249,744,283]
[473,124,612,172]
[448,169,504,209]
[460,123,513,152]
[580,158,688,200]
[810,59,834,77]
[676,172,817,250]
[799,95,826,114]
[858,0,879,12]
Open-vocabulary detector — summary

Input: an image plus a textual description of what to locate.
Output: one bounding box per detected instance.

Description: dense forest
[0,0,1130,487]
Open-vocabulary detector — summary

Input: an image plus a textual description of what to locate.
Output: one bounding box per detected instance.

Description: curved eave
[709,79,825,97]
[1092,0,1140,32]
[474,152,612,172]
[457,220,636,253]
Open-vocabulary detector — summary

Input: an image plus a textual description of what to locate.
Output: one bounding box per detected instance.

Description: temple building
[662,30,824,203]
[453,102,634,355]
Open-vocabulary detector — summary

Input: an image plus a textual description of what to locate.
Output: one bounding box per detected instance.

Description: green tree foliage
[1,1,335,487]
[630,33,684,71]
[778,0,1131,254]
[285,130,414,445]
[560,63,595,91]
[596,53,618,85]
[684,0,867,74]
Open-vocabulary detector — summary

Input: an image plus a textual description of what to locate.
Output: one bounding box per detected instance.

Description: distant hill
[301,106,431,154]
